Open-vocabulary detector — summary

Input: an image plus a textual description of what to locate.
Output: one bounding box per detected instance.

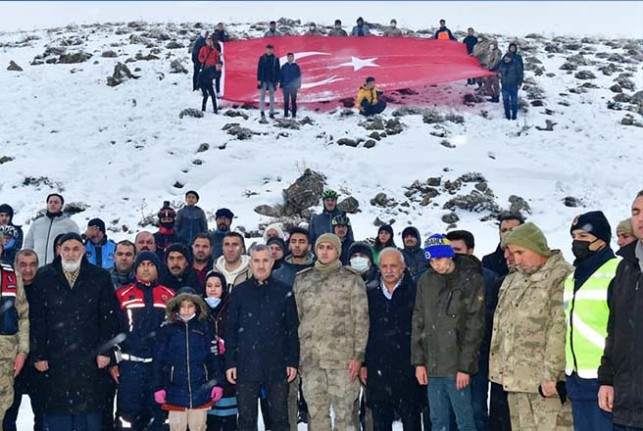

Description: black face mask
[572,239,597,261]
[160,221,174,230]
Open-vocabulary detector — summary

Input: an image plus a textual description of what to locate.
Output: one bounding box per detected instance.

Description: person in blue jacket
[83,218,117,269]
[192,30,209,91]
[279,53,301,119]
[153,290,224,431]
[176,190,209,246]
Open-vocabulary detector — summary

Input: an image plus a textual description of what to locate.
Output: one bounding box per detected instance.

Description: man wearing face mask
[565,211,616,431]
[347,242,379,290]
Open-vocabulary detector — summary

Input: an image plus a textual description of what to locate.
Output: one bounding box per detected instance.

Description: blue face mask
[205,297,222,308]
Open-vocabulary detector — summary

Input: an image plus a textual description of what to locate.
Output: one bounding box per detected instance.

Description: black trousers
[237,381,289,431]
[282,88,298,116]
[206,414,237,431]
[193,61,201,90]
[201,81,217,113]
[371,400,422,431]
[489,382,512,431]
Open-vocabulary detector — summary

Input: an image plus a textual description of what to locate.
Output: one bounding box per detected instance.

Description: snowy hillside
[1,18,642,265]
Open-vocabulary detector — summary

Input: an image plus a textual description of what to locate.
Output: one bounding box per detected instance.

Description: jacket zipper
[185,323,193,408]
[44,217,54,264]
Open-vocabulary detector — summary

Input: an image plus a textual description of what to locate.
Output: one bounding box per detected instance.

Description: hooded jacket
[153,293,222,409]
[598,240,643,428]
[23,212,80,267]
[214,255,252,290]
[401,227,429,279]
[411,254,486,377]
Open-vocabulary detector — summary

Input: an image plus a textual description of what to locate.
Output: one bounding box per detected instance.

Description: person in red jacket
[198,36,221,113]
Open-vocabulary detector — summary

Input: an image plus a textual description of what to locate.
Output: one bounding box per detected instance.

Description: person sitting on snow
[355,77,386,117]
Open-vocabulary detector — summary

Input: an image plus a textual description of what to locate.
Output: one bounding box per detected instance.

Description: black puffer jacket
[401,227,428,279]
[598,241,643,428]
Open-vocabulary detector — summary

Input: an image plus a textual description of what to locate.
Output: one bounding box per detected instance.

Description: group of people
[1,187,641,431]
[189,18,525,120]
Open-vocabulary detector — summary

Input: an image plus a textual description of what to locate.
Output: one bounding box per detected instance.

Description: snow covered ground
[1,14,642,430]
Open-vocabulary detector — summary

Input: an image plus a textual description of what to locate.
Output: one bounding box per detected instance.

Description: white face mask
[178,313,196,322]
[350,256,371,274]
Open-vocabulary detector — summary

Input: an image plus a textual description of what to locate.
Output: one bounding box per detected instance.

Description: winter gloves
[211,386,223,403]
[154,390,166,404]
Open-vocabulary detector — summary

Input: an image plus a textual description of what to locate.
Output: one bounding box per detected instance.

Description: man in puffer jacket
[175,191,208,246]
[23,193,80,267]
[497,53,524,120]
[153,291,224,431]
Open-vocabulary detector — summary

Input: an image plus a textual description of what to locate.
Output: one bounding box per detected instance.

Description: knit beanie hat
[503,222,551,257]
[166,243,193,266]
[348,241,375,264]
[616,218,634,236]
[134,251,161,273]
[267,236,287,253]
[570,211,611,244]
[88,218,106,234]
[423,234,455,260]
[315,233,342,255]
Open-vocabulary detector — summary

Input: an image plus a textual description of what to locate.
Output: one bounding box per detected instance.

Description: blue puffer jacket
[85,238,117,269]
[154,293,223,409]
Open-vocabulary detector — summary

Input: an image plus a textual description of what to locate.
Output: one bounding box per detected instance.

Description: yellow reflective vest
[564,258,618,378]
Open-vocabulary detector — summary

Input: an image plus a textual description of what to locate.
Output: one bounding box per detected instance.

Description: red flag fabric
[220,36,495,103]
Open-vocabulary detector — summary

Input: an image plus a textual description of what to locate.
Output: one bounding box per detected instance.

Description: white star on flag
[339,56,380,71]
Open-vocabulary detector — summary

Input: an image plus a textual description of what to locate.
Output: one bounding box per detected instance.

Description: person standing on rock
[308,189,354,246]
[23,193,80,267]
[279,53,301,119]
[463,28,479,85]
[192,30,209,91]
[497,53,523,120]
[257,44,280,119]
[198,36,221,114]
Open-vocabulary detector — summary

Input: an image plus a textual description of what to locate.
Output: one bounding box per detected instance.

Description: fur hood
[165,292,209,323]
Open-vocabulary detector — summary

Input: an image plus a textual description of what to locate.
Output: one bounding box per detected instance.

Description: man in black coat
[257,44,281,119]
[225,244,299,431]
[598,190,643,431]
[159,243,202,295]
[362,248,424,430]
[30,233,116,431]
[497,53,524,120]
[191,30,209,91]
[462,28,479,85]
[279,53,301,118]
[482,212,524,277]
[401,226,429,281]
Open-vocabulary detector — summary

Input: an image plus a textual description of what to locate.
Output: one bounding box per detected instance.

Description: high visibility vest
[564,258,618,378]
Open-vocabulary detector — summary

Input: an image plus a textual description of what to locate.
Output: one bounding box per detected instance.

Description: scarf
[314,259,342,274]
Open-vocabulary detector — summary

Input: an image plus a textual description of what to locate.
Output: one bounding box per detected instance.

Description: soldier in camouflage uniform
[0,239,30,423]
[489,223,574,431]
[294,233,369,431]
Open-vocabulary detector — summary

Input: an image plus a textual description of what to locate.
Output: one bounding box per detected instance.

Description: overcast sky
[1,1,642,38]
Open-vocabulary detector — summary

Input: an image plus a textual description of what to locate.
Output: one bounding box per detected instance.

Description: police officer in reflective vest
[0,238,29,424]
[565,211,617,431]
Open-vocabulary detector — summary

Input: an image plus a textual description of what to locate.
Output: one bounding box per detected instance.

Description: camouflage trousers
[508,392,574,431]
[302,367,360,431]
[0,359,15,424]
[351,386,373,431]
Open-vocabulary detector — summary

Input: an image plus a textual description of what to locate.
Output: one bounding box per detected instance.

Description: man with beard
[134,231,156,254]
[401,226,428,280]
[3,250,42,431]
[111,240,136,289]
[24,193,80,267]
[160,243,201,295]
[0,241,29,425]
[214,232,251,291]
[273,227,315,430]
[112,251,175,431]
[153,202,183,262]
[192,233,214,285]
[210,208,234,261]
[483,212,524,277]
[30,233,116,431]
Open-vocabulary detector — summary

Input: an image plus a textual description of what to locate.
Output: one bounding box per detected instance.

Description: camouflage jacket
[0,265,29,360]
[489,251,573,393]
[294,265,369,369]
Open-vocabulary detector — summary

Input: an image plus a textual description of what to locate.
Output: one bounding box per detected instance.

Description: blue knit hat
[134,251,161,273]
[424,234,455,260]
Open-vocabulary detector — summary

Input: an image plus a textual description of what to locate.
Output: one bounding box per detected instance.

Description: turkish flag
[220,35,494,103]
